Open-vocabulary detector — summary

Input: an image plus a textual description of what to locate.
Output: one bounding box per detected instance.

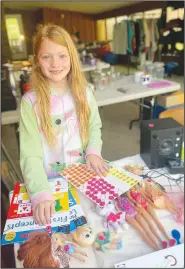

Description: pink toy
[94,201,129,232]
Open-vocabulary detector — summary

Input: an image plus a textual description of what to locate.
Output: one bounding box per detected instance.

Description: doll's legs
[71,252,86,262]
[125,214,158,251]
[74,248,88,257]
[138,207,164,242]
[135,213,160,250]
[147,205,170,240]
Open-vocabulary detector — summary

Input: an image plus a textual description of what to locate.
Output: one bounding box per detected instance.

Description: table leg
[129,98,143,129]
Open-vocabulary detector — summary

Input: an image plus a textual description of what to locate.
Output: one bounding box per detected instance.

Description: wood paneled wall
[43,8,96,42]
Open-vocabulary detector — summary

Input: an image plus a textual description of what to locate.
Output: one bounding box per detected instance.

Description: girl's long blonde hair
[31,24,90,147]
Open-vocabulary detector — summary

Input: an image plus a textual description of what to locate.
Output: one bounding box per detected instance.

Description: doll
[123,164,144,176]
[94,231,123,252]
[52,233,88,262]
[127,186,176,248]
[71,225,95,247]
[116,196,160,250]
[138,178,176,212]
[17,232,69,268]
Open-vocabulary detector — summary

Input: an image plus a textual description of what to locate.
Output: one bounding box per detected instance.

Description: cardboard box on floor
[157,91,184,108]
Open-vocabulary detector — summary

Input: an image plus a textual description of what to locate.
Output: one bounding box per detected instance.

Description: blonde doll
[19,24,109,226]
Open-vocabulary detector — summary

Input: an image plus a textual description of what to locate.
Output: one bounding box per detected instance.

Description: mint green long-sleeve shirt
[19,88,103,207]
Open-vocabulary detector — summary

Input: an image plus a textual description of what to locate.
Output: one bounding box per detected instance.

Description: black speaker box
[140,118,184,168]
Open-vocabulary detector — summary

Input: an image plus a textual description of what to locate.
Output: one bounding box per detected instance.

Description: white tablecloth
[14,155,184,268]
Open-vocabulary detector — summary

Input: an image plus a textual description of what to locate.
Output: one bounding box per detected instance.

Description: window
[5,14,27,60]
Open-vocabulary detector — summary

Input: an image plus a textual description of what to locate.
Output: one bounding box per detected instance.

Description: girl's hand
[33,200,55,226]
[86,154,109,177]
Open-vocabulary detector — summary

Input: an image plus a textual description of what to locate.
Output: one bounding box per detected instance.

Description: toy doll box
[114,244,184,268]
[1,177,70,245]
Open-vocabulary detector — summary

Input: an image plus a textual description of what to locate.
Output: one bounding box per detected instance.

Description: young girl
[19,24,109,226]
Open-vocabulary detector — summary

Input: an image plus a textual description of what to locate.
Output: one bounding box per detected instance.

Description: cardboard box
[157,91,184,108]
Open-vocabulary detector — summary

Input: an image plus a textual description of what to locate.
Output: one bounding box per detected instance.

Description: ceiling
[2,0,138,14]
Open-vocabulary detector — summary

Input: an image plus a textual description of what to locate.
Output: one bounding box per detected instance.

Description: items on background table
[134,71,144,83]
[93,201,129,233]
[94,231,123,252]
[60,163,142,207]
[145,61,165,80]
[17,232,70,268]
[115,196,159,251]
[91,66,123,91]
[171,229,182,245]
[147,81,173,88]
[80,50,96,66]
[127,186,176,249]
[71,225,95,247]
[114,244,184,268]
[140,73,151,85]
[1,177,87,245]
[134,71,151,85]
[91,69,111,91]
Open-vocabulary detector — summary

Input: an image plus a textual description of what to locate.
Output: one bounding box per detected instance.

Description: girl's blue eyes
[42,55,67,60]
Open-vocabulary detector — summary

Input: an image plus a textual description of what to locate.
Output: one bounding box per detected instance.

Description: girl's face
[38,38,71,84]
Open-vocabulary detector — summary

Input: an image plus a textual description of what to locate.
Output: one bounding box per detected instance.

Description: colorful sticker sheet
[60,163,142,206]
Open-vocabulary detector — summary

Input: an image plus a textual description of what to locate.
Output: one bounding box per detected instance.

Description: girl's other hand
[33,200,55,226]
[86,154,109,177]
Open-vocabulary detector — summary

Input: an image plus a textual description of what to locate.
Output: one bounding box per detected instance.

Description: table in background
[95,75,181,129]
[2,76,180,126]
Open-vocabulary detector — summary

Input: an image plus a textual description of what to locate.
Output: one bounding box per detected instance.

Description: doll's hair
[17,232,60,268]
[31,24,90,147]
